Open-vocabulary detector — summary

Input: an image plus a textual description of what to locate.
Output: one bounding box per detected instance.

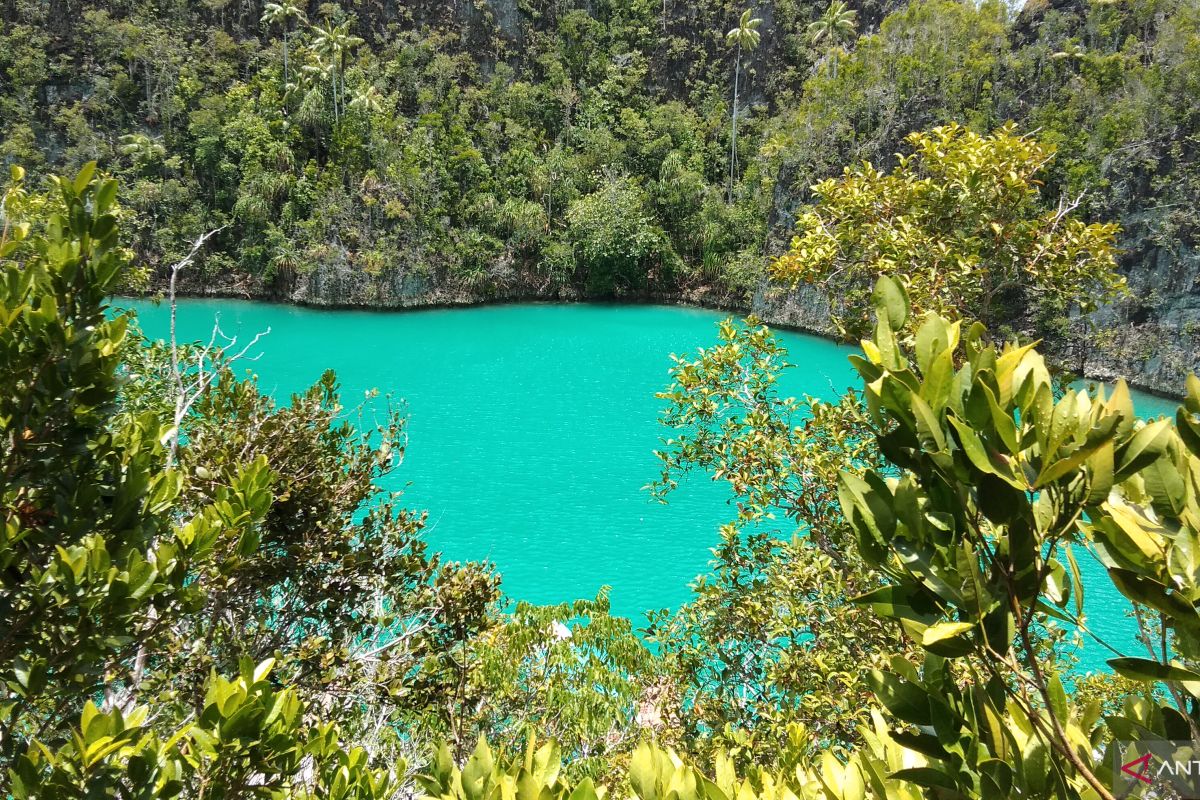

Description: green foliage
[651,319,877,537]
[419,726,926,800]
[448,593,656,775]
[832,276,1200,798]
[0,0,783,302]
[0,165,398,797]
[10,659,395,799]
[772,124,1125,341]
[647,319,904,765]
[807,2,857,47]
[125,348,497,717]
[1,163,196,755]
[567,178,669,295]
[726,10,763,53]
[646,526,902,767]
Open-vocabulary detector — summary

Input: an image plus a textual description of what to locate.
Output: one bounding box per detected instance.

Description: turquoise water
[120,298,1181,672]
[121,300,859,619]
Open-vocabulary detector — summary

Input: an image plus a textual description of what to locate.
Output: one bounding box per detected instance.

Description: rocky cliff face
[285,253,570,309]
[748,238,1200,399]
[746,0,1200,399]
[172,248,745,314]
[1075,226,1200,397]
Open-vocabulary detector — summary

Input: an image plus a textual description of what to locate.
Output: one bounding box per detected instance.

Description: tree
[647,318,904,765]
[566,178,669,295]
[771,123,1125,341]
[349,85,384,116]
[0,163,202,760]
[0,164,396,798]
[725,8,762,203]
[118,133,166,173]
[807,0,857,78]
[260,0,307,86]
[11,658,397,798]
[312,19,364,123]
[437,592,657,777]
[835,276,1200,800]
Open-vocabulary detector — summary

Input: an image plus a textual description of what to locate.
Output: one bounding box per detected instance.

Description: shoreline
[117,287,1189,403]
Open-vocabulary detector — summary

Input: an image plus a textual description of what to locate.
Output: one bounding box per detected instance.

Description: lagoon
[121,298,1178,671]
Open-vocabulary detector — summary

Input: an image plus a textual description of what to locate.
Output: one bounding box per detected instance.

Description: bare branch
[163,226,271,466]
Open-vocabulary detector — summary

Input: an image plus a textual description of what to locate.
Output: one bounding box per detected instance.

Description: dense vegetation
[4,151,1200,797]
[1,0,796,301]
[2,0,1199,360]
[770,124,1126,342]
[5,0,1200,796]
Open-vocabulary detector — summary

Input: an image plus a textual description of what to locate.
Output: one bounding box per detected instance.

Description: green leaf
[948,416,1024,488]
[867,669,932,726]
[922,621,975,646]
[852,584,938,624]
[1116,419,1171,480]
[568,778,600,800]
[461,737,495,800]
[1106,379,1137,438]
[1046,675,1068,722]
[73,161,97,195]
[1108,569,1200,635]
[910,393,947,451]
[919,348,956,411]
[1108,657,1200,686]
[1036,437,1111,488]
[871,275,908,330]
[1085,441,1115,505]
[253,658,276,683]
[628,743,659,800]
[1064,546,1085,619]
[891,767,960,792]
[95,179,118,214]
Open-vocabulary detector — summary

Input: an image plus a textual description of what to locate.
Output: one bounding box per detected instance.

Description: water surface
[123,301,858,615]
[121,298,1180,672]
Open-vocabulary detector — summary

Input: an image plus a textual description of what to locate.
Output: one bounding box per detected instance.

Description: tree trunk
[728,46,741,205]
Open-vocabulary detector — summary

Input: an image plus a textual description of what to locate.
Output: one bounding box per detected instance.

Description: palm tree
[119,132,166,163]
[261,1,307,85]
[725,8,762,203]
[119,133,166,174]
[312,20,364,123]
[348,85,384,116]
[807,1,857,78]
[298,56,335,127]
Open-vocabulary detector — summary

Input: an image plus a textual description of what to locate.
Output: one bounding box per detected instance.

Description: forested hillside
[8,1,1200,796]
[8,165,1200,798]
[2,0,1198,389]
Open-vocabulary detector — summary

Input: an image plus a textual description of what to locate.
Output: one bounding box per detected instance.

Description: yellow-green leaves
[12,663,396,799]
[420,735,578,800]
[871,275,908,331]
[920,620,975,647]
[770,123,1124,341]
[836,276,1200,800]
[420,734,926,800]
